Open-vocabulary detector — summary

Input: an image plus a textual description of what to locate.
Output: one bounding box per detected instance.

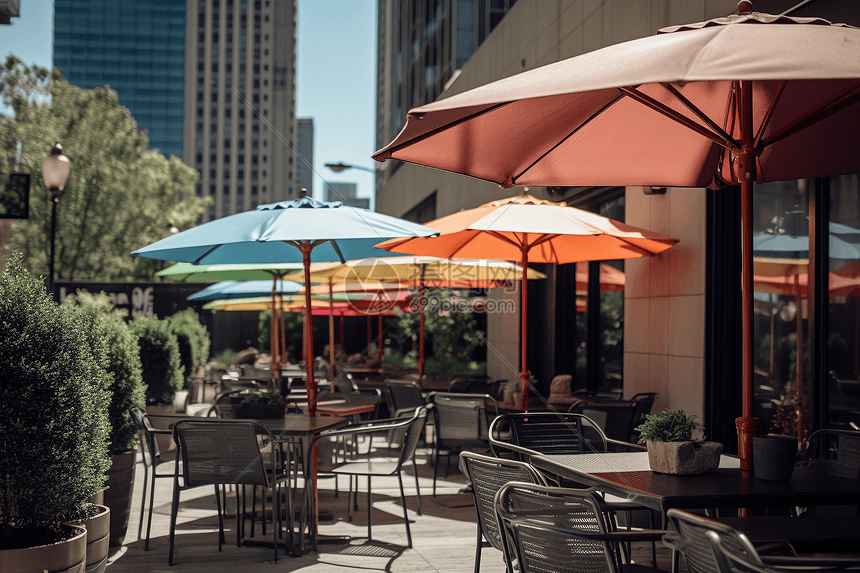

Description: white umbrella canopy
[372,2,860,471]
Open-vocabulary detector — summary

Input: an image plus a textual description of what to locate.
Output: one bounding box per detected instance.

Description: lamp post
[324,162,376,174]
[42,143,70,298]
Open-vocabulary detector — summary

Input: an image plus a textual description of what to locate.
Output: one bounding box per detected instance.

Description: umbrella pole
[340,311,345,350]
[419,265,426,380]
[329,278,336,388]
[795,277,804,444]
[520,243,530,412]
[280,305,287,367]
[271,279,279,380]
[735,79,761,479]
[367,315,372,350]
[377,314,383,363]
[301,244,317,417]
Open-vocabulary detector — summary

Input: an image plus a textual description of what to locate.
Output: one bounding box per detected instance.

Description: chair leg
[474,524,482,573]
[215,484,225,551]
[138,465,148,543]
[366,476,373,541]
[397,473,412,548]
[145,468,157,551]
[272,481,280,562]
[432,445,440,497]
[412,458,422,516]
[168,476,180,566]
[236,485,242,548]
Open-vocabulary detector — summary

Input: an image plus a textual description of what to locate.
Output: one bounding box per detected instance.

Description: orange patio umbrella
[377,193,678,410]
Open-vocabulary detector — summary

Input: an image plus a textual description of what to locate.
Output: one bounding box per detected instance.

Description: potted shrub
[130,314,183,408]
[635,410,723,475]
[235,388,287,419]
[167,308,210,403]
[64,291,145,547]
[0,256,111,573]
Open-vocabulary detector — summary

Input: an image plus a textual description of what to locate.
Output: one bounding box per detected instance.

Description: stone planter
[105,451,136,547]
[646,440,723,475]
[0,524,87,573]
[753,435,798,481]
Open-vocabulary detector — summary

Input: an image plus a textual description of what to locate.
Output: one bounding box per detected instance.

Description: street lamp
[42,143,70,298]
[324,162,376,174]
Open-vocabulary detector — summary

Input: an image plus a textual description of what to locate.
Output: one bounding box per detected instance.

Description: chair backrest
[206,389,248,418]
[569,401,640,444]
[489,413,608,461]
[802,429,860,479]
[704,530,769,573]
[629,392,658,431]
[428,392,499,448]
[458,451,547,553]
[396,406,429,468]
[495,481,622,573]
[386,380,426,417]
[665,509,759,573]
[173,419,271,489]
[131,408,159,467]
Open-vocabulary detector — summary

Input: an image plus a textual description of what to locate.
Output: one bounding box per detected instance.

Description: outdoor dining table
[531,452,860,528]
[715,515,860,555]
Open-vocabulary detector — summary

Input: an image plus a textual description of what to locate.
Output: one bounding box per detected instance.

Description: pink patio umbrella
[372,2,860,471]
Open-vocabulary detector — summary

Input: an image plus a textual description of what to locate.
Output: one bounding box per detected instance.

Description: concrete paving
[105,429,672,573]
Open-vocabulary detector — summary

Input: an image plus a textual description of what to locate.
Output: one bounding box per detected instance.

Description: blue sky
[0,0,377,207]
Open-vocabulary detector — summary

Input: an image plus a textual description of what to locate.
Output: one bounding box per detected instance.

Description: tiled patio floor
[105,432,673,572]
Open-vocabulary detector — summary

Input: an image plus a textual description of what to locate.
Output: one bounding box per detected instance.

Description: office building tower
[325,182,369,210]
[296,118,313,196]
[53,0,186,158]
[184,0,298,221]
[375,0,517,197]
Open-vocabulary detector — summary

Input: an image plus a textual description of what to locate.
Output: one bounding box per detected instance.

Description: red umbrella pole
[795,276,804,443]
[735,79,761,477]
[329,278,336,388]
[367,315,372,349]
[377,314,383,363]
[270,278,279,380]
[520,242,530,412]
[301,243,317,417]
[419,265,426,379]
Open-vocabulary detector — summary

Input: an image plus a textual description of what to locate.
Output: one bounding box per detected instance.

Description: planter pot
[105,451,136,547]
[647,440,723,475]
[0,524,87,573]
[66,504,110,573]
[753,435,798,481]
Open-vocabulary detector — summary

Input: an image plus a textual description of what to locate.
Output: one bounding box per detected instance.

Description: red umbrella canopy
[373,10,860,190]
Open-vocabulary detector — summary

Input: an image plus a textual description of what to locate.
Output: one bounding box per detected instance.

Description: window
[210,124,217,133]
[210,169,216,178]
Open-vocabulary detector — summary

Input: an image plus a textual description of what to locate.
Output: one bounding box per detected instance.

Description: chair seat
[330,459,401,476]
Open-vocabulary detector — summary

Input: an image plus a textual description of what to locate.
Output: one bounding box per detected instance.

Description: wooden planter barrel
[0,524,87,573]
[66,504,110,573]
[105,451,136,547]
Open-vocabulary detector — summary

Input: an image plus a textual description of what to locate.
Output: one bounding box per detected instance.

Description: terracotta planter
[646,440,723,475]
[105,451,136,547]
[66,504,110,573]
[0,524,87,573]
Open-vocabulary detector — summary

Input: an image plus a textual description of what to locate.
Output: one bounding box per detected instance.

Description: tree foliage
[0,55,211,281]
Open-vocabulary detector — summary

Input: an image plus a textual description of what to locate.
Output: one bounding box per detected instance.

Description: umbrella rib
[753,80,787,151]
[194,245,222,265]
[761,81,860,149]
[620,86,737,150]
[375,102,511,159]
[662,83,737,148]
[510,92,626,187]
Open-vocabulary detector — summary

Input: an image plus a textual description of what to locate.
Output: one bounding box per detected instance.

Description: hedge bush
[0,256,111,546]
[130,314,183,405]
[65,291,145,454]
[167,308,210,386]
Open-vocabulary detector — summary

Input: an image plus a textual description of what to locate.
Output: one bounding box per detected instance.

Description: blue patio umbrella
[187,279,304,302]
[133,195,437,415]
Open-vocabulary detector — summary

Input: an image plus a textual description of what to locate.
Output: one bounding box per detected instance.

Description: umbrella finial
[737,0,753,14]
[299,188,308,198]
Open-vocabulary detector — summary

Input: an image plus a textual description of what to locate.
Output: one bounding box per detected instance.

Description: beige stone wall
[377,0,739,421]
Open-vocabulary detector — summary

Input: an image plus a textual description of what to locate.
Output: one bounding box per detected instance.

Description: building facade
[183,0,298,222]
[296,117,313,195]
[53,0,186,159]
[374,0,860,449]
[324,181,369,210]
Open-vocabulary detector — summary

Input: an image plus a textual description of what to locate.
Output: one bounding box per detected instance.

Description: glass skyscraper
[53,0,186,159]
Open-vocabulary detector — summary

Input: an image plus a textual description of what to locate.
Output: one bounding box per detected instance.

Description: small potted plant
[236,388,287,419]
[635,409,723,475]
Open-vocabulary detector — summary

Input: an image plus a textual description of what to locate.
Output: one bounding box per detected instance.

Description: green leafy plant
[167,308,211,386]
[0,255,111,548]
[130,314,183,405]
[64,290,145,454]
[635,410,704,444]
[252,389,284,406]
